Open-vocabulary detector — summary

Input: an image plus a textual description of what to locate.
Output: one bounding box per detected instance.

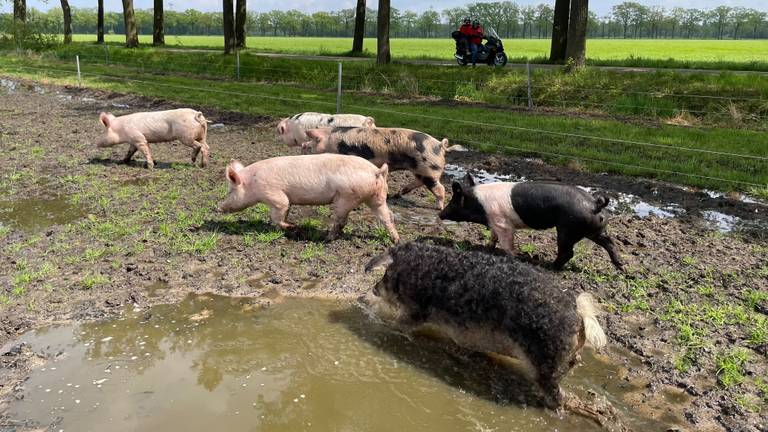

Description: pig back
[510,182,601,230]
[248,154,383,204]
[386,243,582,366]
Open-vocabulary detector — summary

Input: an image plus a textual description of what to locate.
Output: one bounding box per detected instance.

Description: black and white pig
[439,174,624,270]
[364,242,607,409]
[303,127,464,209]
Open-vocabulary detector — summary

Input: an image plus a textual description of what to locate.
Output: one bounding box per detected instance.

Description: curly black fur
[373,242,583,407]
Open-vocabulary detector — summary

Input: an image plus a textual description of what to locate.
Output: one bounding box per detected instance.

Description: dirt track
[0,79,766,431]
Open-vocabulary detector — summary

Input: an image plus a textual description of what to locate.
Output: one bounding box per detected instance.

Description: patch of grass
[735,394,762,413]
[748,316,768,347]
[367,226,393,245]
[0,224,10,238]
[748,186,768,201]
[253,230,285,244]
[299,243,324,261]
[83,247,106,262]
[183,232,219,254]
[30,146,45,158]
[315,206,331,217]
[681,256,697,266]
[81,273,109,290]
[745,290,768,311]
[716,348,750,388]
[520,243,537,257]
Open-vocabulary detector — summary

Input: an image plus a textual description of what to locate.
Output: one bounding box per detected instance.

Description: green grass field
[1,49,766,192]
[70,35,768,69]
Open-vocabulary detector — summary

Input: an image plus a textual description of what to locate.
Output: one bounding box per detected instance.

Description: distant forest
[2,2,767,39]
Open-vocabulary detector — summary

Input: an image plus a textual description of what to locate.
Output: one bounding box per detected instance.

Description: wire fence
[2,52,767,190]
[41,46,768,128]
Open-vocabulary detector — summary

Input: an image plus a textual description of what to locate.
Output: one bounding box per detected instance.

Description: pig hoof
[145,162,154,169]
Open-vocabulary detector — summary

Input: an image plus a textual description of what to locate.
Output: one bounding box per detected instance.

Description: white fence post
[526,61,533,110]
[76,55,81,86]
[104,44,109,64]
[236,50,241,80]
[336,62,342,114]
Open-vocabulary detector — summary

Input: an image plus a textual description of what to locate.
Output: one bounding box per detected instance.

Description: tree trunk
[549,0,570,63]
[13,0,26,22]
[122,0,139,48]
[565,0,588,67]
[352,0,366,53]
[235,0,246,48]
[97,0,104,43]
[223,0,235,54]
[61,0,72,44]
[376,0,390,64]
[153,0,164,45]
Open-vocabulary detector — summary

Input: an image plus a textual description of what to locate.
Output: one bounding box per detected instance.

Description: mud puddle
[3,294,668,432]
[0,195,85,232]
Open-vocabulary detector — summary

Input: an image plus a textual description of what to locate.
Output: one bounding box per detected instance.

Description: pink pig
[96,108,209,169]
[217,154,400,243]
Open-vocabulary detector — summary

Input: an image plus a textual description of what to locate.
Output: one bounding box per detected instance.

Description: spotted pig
[304,127,465,209]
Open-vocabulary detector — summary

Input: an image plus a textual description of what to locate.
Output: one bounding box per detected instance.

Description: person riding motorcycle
[458,18,473,57]
[468,20,484,67]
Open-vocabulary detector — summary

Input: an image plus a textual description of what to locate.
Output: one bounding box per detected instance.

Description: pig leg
[420,176,446,210]
[122,145,138,164]
[588,232,624,270]
[135,141,154,169]
[327,198,359,241]
[552,229,581,270]
[199,140,210,168]
[368,202,400,243]
[265,195,294,229]
[488,231,498,248]
[491,221,517,254]
[395,177,423,197]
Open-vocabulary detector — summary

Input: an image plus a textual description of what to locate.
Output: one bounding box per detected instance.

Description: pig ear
[451,181,463,194]
[99,112,111,128]
[364,117,375,127]
[463,174,476,187]
[226,161,243,186]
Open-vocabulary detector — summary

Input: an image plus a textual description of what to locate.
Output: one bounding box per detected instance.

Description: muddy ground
[0,79,766,431]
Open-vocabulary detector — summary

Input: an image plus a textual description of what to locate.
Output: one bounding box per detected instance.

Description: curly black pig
[439,174,624,270]
[365,242,607,409]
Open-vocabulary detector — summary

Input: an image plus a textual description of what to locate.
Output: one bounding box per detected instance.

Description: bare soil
[1,79,766,431]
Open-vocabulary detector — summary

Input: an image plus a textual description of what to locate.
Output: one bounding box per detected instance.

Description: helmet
[462,17,471,24]
[472,20,479,27]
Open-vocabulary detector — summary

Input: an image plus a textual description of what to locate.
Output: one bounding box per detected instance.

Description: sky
[1,0,765,17]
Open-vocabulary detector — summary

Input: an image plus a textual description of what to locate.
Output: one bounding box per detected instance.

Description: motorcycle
[451,28,508,67]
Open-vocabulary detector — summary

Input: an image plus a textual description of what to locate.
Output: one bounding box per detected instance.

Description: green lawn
[70,34,768,70]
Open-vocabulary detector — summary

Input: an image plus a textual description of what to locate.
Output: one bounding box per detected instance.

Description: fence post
[76,55,81,87]
[526,61,533,110]
[104,44,109,64]
[236,50,241,80]
[336,62,342,114]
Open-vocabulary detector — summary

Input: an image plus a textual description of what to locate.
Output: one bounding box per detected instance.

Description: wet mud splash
[3,295,671,432]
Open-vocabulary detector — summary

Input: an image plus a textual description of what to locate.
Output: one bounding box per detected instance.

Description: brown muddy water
[0,196,85,233]
[2,294,667,432]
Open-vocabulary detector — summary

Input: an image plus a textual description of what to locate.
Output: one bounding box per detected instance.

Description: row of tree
[5,2,767,40]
